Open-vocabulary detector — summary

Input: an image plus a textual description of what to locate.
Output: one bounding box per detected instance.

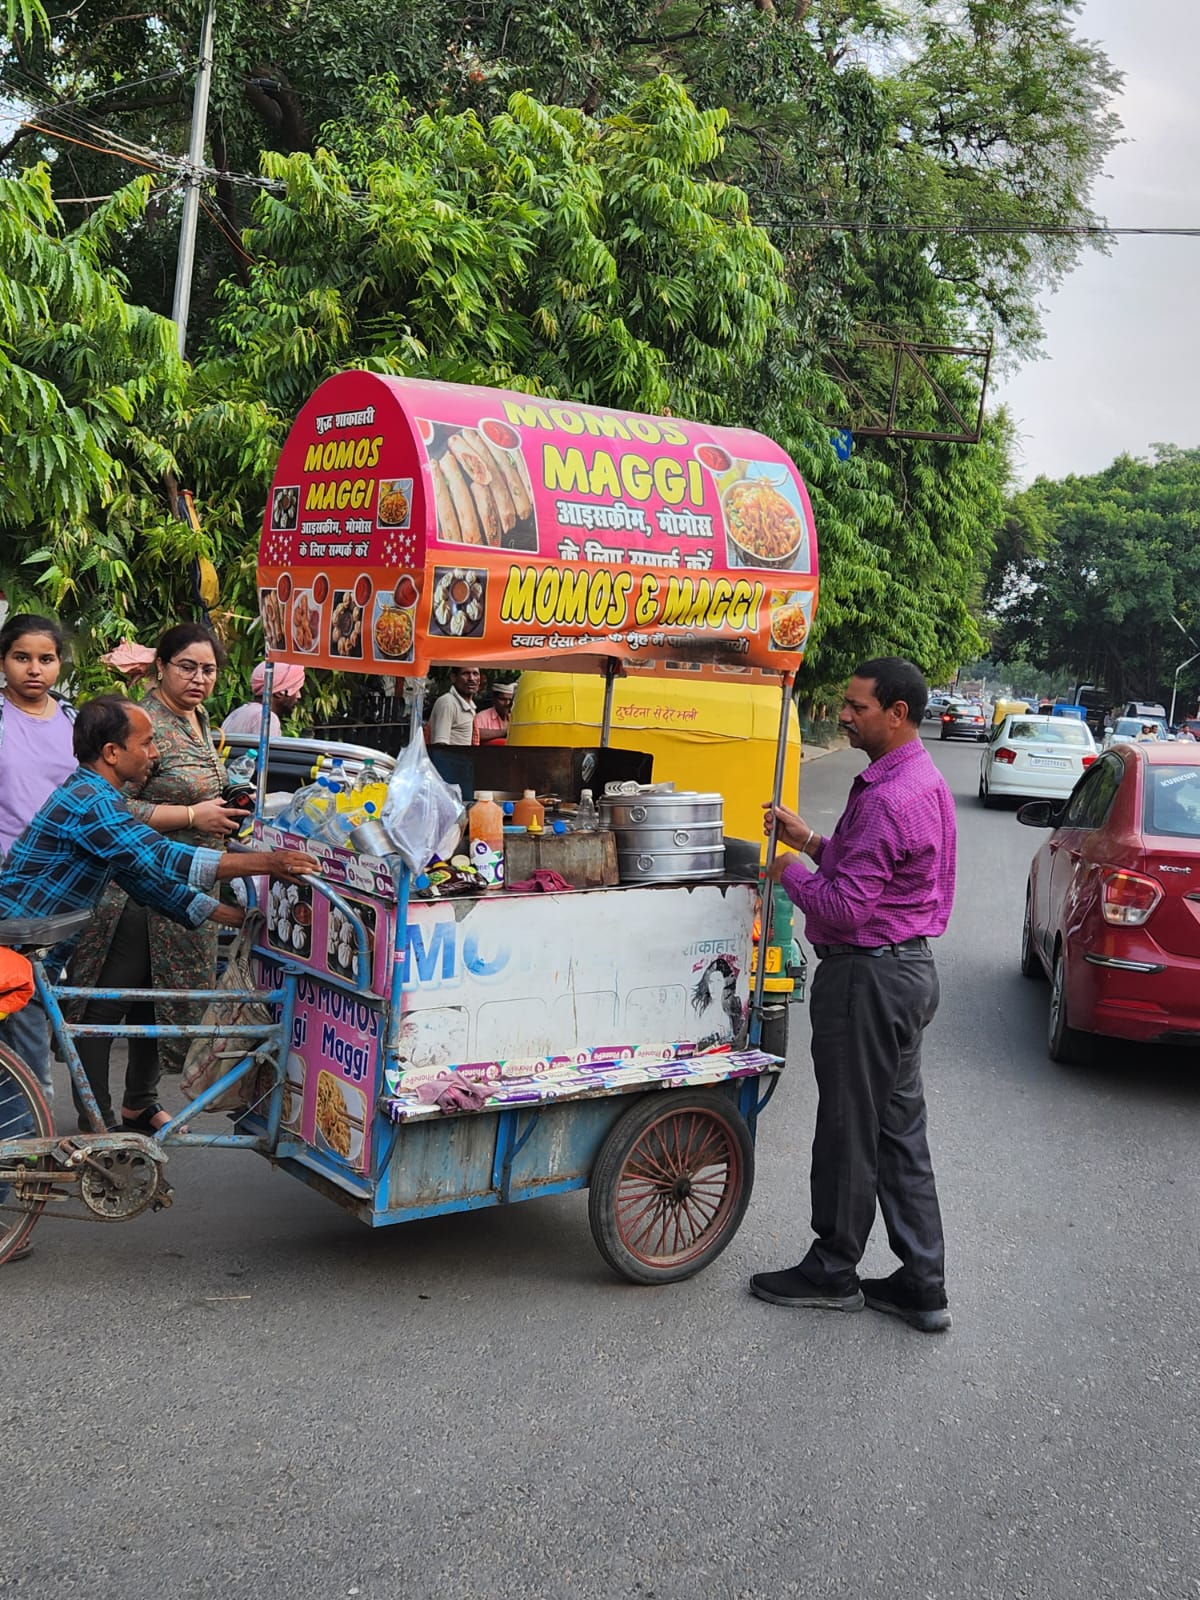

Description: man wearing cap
[430,667,481,746]
[474,681,516,746]
[221,662,307,739]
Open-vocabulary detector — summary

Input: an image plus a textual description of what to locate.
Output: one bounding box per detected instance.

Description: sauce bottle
[511,789,545,830]
[468,791,505,887]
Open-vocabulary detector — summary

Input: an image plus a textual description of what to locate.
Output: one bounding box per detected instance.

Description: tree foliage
[0,0,1124,703]
[988,448,1200,711]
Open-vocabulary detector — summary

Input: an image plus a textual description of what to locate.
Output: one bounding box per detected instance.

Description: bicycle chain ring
[79,1146,165,1221]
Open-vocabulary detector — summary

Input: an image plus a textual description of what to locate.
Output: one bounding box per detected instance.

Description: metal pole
[599,658,618,748]
[1169,650,1200,728]
[170,0,217,358]
[749,671,794,1047]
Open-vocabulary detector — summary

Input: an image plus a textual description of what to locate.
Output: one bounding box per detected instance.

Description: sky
[996,0,1200,484]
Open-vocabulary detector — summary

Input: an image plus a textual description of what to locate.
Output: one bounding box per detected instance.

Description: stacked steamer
[599,792,725,883]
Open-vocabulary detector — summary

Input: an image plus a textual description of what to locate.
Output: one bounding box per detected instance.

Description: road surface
[5,733,1198,1599]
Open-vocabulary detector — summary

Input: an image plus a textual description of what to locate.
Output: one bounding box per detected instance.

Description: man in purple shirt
[751,658,956,1332]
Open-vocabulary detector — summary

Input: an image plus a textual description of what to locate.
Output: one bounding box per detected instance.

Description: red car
[1019,742,1200,1061]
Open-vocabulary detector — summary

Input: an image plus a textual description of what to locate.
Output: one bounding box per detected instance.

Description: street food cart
[0,371,818,1281]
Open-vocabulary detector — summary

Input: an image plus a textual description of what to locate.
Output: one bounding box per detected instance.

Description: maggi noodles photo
[723,469,807,571]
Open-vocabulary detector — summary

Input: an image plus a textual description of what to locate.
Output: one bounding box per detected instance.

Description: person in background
[474,680,516,745]
[221,661,307,739]
[1136,722,1160,743]
[751,657,955,1333]
[429,666,481,745]
[67,624,243,1132]
[0,613,79,1106]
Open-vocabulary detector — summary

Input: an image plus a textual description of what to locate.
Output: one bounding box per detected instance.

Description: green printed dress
[69,690,228,1075]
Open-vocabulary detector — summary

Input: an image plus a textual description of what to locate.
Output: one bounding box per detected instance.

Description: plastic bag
[380,702,466,873]
[180,913,275,1112]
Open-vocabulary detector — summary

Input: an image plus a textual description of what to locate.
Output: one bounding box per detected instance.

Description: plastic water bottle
[227,751,257,785]
[573,789,598,832]
[292,777,336,838]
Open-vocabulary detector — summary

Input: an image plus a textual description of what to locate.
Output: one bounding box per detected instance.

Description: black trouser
[799,943,945,1292]
[71,900,159,1129]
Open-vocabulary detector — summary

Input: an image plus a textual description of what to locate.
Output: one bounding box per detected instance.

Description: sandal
[120,1103,185,1135]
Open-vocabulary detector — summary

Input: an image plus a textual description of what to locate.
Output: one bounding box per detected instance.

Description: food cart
[0,371,819,1281]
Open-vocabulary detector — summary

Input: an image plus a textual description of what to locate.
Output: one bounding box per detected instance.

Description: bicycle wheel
[0,1040,53,1265]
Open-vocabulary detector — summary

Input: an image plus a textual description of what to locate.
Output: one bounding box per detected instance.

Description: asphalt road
[5,732,1199,1600]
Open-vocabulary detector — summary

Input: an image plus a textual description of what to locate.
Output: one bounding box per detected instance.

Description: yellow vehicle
[992,697,1030,727]
[507,666,801,843]
[508,666,806,1055]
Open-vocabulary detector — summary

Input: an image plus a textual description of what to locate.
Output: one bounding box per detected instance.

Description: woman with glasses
[69,624,242,1131]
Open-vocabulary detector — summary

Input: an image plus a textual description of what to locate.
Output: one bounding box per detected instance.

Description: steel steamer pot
[600,792,725,882]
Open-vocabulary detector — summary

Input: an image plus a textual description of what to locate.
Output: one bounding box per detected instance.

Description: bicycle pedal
[151,1183,175,1212]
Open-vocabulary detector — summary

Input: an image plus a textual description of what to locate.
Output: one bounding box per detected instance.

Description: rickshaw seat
[0,908,92,950]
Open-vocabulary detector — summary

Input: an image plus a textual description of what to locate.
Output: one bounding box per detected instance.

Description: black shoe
[750,1266,864,1311]
[861,1269,951,1332]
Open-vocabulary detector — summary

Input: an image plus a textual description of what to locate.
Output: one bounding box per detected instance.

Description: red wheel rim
[614,1107,742,1268]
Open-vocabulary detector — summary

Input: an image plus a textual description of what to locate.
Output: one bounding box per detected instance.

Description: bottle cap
[581,788,593,800]
[364,802,376,815]
[527,818,543,835]
[523,789,537,799]
[552,820,568,835]
[476,790,494,802]
[503,801,514,815]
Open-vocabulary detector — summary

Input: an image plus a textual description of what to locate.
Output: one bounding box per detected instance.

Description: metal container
[616,846,726,883]
[601,791,725,882]
[600,793,723,831]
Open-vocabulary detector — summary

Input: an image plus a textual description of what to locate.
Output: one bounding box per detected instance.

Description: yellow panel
[508,670,802,844]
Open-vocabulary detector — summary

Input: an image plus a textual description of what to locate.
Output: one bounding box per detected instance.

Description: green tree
[989,448,1200,711]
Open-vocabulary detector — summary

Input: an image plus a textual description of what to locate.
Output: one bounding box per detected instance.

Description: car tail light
[942,714,953,723]
[1101,869,1163,926]
[994,747,1017,764]
[1081,754,1097,768]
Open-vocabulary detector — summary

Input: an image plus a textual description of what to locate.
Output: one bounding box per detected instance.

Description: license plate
[1028,756,1069,769]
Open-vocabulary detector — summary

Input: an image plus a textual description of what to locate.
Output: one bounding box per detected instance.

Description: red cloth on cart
[505,869,574,894]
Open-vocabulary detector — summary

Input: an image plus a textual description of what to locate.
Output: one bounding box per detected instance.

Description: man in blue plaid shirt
[0,698,317,1253]
[0,696,316,954]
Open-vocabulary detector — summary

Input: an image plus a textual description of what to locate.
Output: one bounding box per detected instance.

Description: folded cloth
[413,1072,490,1113]
[100,640,156,681]
[505,869,574,893]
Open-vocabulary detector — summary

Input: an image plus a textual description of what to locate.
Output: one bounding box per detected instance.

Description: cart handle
[300,874,371,993]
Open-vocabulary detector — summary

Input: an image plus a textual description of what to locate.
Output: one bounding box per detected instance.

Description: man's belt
[812,937,931,959]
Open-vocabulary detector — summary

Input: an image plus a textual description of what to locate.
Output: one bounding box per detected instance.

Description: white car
[979,714,1097,807]
[1102,716,1168,750]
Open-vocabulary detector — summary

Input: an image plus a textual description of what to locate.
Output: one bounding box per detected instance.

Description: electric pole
[170,0,217,359]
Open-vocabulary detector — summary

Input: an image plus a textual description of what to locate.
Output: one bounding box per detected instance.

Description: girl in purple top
[0,614,78,1108]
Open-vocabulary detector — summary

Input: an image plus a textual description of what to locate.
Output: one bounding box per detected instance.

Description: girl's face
[3,632,62,704]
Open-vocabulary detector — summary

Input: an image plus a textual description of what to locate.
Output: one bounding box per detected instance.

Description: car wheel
[1020,886,1043,979]
[1048,943,1092,1064]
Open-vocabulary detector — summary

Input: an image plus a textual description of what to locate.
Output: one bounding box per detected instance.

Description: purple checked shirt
[780,739,957,947]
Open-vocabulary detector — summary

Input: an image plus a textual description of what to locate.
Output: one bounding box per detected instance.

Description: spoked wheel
[588,1090,754,1285]
[0,1042,53,1265]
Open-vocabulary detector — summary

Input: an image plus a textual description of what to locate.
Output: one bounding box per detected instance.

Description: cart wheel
[588,1090,754,1285]
[0,1042,53,1266]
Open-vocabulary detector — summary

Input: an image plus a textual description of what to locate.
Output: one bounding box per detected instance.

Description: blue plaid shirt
[0,768,221,958]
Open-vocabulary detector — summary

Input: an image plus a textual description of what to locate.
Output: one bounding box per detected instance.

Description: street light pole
[1169,650,1200,729]
[170,0,217,359]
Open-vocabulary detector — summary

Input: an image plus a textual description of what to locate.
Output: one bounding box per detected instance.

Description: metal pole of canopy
[749,671,794,1047]
[254,660,274,817]
[599,658,618,748]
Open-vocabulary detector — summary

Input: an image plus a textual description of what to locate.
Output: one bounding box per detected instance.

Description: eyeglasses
[169,659,218,680]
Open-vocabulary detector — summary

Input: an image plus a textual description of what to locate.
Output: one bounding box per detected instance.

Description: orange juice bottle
[511,790,545,830]
[468,791,505,887]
